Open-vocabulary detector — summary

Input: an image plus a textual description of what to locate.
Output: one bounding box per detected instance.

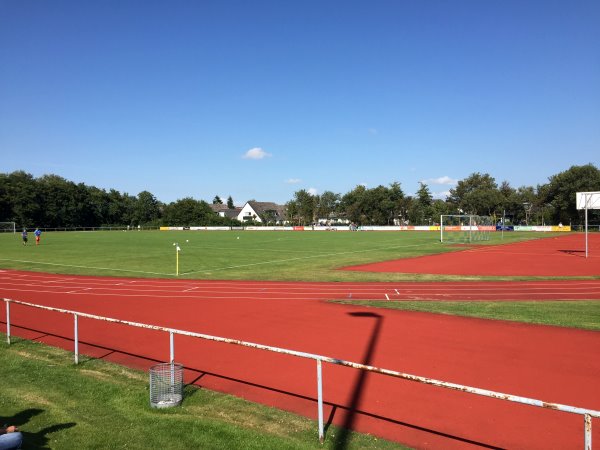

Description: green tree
[448,173,502,216]
[212,195,223,205]
[315,191,340,223]
[0,173,10,222]
[431,199,451,224]
[340,185,367,224]
[388,182,405,224]
[5,171,41,228]
[106,189,127,225]
[408,182,434,225]
[227,196,235,209]
[340,184,403,225]
[293,189,316,225]
[541,164,600,225]
[134,191,160,225]
[285,200,298,225]
[162,198,214,226]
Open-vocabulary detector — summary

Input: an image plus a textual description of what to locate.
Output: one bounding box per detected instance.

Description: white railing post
[169,331,176,390]
[5,300,11,345]
[74,313,79,364]
[169,330,175,364]
[585,413,592,450]
[317,359,324,443]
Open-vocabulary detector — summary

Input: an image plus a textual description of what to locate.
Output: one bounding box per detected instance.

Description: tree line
[1,164,599,229]
[288,164,600,226]
[0,172,238,228]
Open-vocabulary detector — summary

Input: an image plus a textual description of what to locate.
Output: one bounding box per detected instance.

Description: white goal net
[440,215,494,243]
[0,222,16,233]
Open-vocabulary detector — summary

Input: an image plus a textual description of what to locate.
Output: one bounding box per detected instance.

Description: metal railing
[3,298,599,448]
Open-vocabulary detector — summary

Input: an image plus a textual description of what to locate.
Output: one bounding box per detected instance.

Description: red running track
[344,233,600,276]
[1,270,599,449]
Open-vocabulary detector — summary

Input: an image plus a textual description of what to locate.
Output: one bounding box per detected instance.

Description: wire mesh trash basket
[149,362,184,408]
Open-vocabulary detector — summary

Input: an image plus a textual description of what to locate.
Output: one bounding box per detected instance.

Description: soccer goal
[0,222,16,233]
[440,215,493,243]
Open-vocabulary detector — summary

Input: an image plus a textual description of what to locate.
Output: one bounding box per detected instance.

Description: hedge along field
[0,229,557,282]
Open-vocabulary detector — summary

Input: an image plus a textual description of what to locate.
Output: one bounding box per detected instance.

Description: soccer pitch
[0,230,548,281]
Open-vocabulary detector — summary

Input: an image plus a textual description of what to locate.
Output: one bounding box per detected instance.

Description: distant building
[237,201,287,224]
[209,203,242,219]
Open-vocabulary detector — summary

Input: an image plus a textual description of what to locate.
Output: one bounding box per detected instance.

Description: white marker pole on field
[174,243,181,276]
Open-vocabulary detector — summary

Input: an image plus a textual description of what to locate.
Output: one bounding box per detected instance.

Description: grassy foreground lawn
[0,230,555,281]
[0,335,407,450]
[333,300,600,331]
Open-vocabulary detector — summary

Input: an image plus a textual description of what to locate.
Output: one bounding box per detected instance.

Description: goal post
[440,215,494,243]
[0,222,16,233]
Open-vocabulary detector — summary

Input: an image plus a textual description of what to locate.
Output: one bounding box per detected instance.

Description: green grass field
[334,300,600,331]
[0,229,554,281]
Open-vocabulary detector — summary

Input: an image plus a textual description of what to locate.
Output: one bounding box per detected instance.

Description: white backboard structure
[576,191,600,258]
[576,192,600,210]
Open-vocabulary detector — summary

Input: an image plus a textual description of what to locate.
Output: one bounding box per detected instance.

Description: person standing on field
[34,228,42,245]
[21,229,28,245]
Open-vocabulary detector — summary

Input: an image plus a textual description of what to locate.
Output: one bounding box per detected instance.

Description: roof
[247,201,287,220]
[209,203,242,219]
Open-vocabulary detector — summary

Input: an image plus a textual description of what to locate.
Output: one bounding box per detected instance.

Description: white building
[237,201,287,224]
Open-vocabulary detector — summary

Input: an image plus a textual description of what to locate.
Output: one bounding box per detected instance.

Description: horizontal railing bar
[4,297,600,420]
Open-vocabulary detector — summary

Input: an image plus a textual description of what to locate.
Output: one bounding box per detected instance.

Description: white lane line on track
[1,270,600,289]
[1,286,599,300]
[3,278,599,293]
[3,272,599,290]
[67,287,92,294]
[2,280,599,296]
[1,276,600,291]
[0,259,172,276]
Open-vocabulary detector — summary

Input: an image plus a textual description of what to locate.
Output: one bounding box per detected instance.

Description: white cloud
[308,187,318,196]
[432,190,451,200]
[285,178,301,184]
[243,147,272,160]
[422,176,458,186]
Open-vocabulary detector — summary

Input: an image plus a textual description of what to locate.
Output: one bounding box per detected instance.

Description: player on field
[21,229,28,245]
[34,227,42,245]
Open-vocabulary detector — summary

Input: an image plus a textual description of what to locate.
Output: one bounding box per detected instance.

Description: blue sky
[1,1,599,205]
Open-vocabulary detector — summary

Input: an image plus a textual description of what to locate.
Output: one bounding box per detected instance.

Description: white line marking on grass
[193,245,331,255]
[0,258,172,276]
[182,242,430,276]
